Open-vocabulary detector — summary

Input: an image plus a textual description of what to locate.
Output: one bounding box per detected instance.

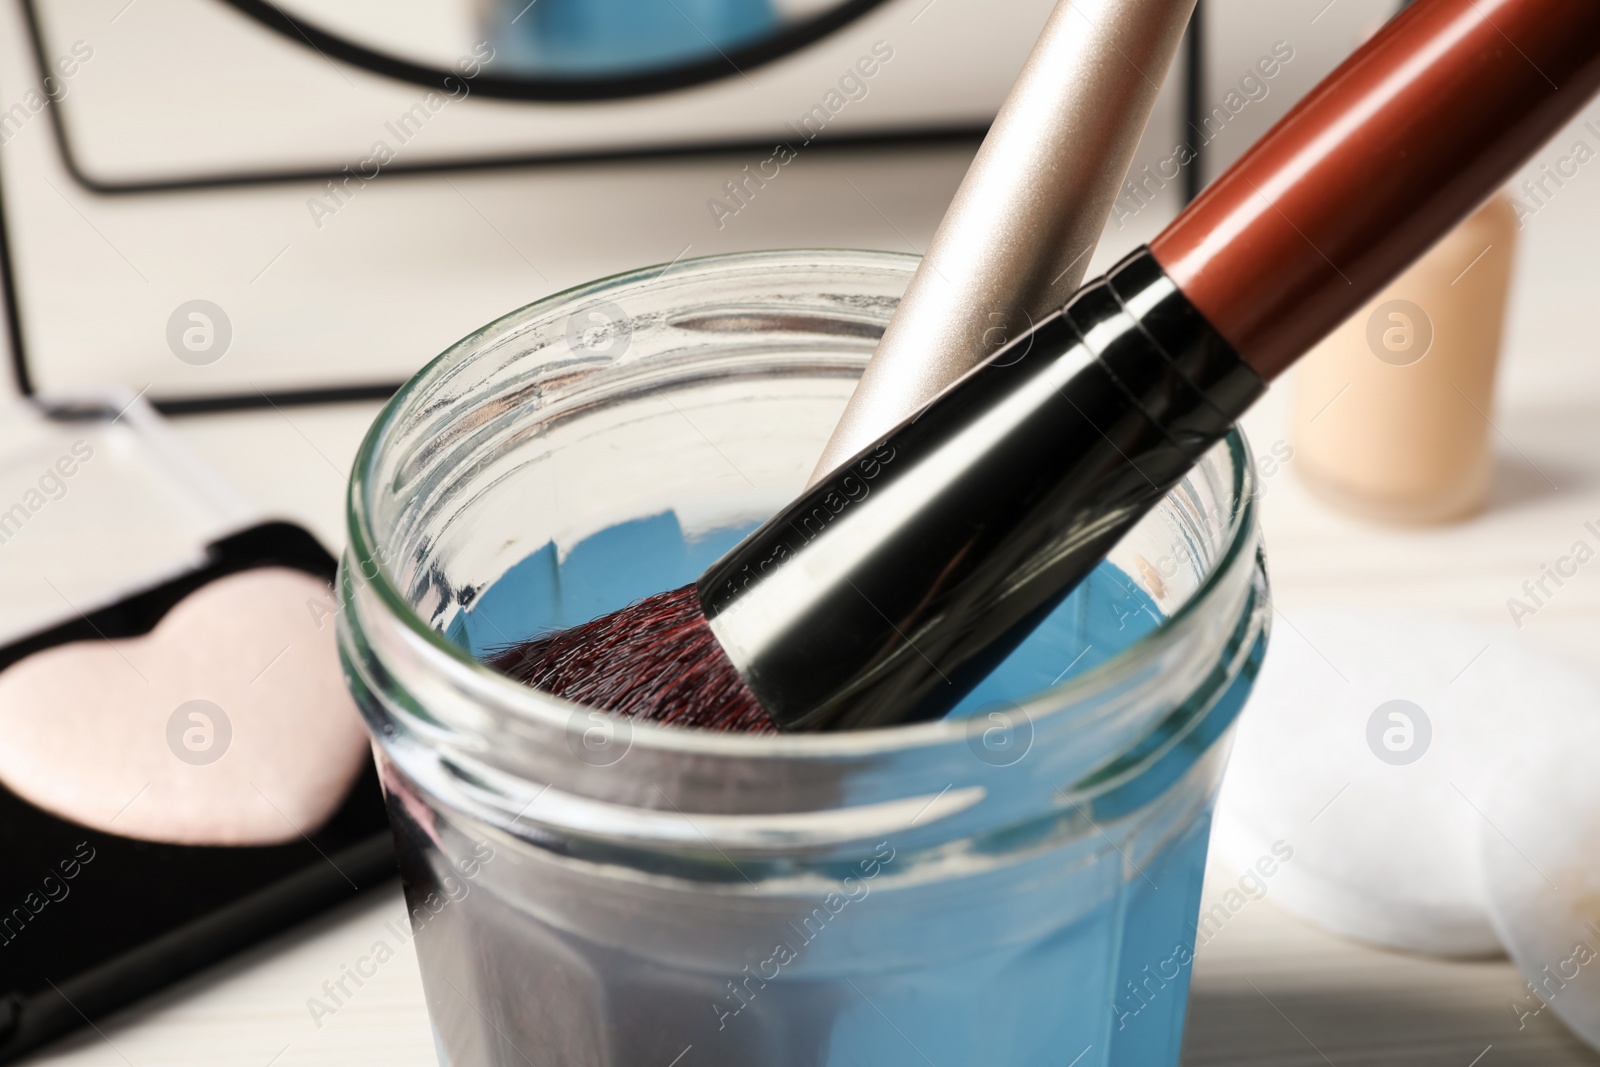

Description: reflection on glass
[482,0,780,76]
[266,0,855,84]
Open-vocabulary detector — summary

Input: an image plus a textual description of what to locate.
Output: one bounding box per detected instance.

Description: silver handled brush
[807,0,1201,482]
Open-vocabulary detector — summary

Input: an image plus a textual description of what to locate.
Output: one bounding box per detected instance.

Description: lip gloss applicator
[490,0,1600,733]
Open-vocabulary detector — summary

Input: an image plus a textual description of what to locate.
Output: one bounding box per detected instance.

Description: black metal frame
[2,0,1208,414]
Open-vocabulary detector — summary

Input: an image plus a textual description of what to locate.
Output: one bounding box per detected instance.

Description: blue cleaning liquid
[437,512,1243,1066]
[449,510,1166,719]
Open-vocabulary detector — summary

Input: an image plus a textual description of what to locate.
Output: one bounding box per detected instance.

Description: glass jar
[339,249,1269,1067]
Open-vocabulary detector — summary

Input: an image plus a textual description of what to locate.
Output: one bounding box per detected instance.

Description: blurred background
[7,0,1600,1063]
[3,0,1407,557]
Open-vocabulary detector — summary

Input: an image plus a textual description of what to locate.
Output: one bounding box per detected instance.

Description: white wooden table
[13,94,1600,1067]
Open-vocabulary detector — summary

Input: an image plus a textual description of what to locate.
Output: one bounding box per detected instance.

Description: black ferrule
[697,247,1265,732]
[1103,250,1266,419]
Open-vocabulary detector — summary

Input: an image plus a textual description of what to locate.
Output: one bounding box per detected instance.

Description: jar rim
[344,248,1260,761]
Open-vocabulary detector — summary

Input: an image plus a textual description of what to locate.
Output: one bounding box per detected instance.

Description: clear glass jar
[339,250,1269,1067]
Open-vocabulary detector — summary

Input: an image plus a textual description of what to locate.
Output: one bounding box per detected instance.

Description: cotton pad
[1481,709,1600,1050]
[1211,606,1595,957]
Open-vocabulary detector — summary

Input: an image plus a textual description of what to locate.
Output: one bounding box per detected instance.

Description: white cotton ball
[1481,712,1600,1050]
[1212,607,1593,958]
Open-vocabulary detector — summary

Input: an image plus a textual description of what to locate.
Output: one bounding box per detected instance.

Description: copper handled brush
[490,0,1600,733]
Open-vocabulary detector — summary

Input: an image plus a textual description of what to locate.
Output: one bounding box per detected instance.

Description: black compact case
[0,520,396,1063]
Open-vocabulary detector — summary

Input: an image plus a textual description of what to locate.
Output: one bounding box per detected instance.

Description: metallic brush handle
[808,0,1200,484]
[702,248,1260,732]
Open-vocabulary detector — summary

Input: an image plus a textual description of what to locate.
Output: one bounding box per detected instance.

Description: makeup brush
[491,0,1600,733]
[807,0,1201,484]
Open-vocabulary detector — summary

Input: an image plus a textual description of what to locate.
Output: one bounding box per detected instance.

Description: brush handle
[1153,0,1600,380]
[808,0,1199,483]
[700,250,1258,731]
[699,0,1600,732]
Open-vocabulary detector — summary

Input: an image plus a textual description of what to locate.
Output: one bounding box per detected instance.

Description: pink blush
[0,567,369,846]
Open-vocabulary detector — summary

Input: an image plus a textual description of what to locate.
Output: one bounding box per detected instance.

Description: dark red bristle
[485,585,775,734]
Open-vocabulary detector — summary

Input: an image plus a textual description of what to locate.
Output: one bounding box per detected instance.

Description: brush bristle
[485,585,775,734]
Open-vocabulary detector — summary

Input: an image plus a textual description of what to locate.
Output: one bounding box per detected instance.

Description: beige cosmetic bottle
[1292,193,1518,523]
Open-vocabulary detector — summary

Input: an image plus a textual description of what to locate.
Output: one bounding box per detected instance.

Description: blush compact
[0,392,393,1063]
